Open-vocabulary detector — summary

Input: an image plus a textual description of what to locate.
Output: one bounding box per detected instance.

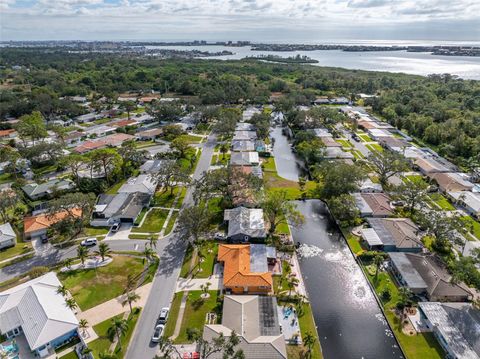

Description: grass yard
[113,308,141,358]
[180,244,195,278]
[195,241,218,279]
[178,134,204,144]
[174,187,187,209]
[366,143,384,153]
[335,139,353,148]
[461,216,480,240]
[131,209,169,233]
[428,193,455,211]
[164,211,179,235]
[128,233,151,240]
[136,140,156,148]
[365,269,445,359]
[0,241,33,262]
[211,153,230,166]
[297,303,323,359]
[153,188,180,207]
[0,173,14,184]
[348,149,365,159]
[344,232,363,255]
[106,179,126,194]
[83,226,109,237]
[58,255,145,310]
[164,291,184,338]
[58,351,78,359]
[358,133,373,142]
[174,290,221,344]
[88,314,122,358]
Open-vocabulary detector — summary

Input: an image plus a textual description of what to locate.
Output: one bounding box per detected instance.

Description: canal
[271,126,402,359]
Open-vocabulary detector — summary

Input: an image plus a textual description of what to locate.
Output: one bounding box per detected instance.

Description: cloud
[347,0,390,8]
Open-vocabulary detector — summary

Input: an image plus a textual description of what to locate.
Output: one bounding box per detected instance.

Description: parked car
[111,223,121,232]
[157,307,170,324]
[151,324,164,343]
[80,238,98,247]
[214,233,226,241]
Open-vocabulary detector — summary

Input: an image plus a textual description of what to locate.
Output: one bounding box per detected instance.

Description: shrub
[27,266,49,279]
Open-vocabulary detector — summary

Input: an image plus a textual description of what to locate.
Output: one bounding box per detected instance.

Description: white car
[111,223,121,232]
[157,307,170,324]
[151,324,164,343]
[80,238,97,247]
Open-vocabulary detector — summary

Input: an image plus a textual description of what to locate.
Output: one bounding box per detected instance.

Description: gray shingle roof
[224,207,266,239]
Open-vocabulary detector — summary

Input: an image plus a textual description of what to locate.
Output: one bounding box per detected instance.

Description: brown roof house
[363,218,423,252]
[428,172,474,193]
[354,193,394,218]
[389,252,473,302]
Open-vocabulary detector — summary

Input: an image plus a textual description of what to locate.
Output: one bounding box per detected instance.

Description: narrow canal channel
[271,127,403,359]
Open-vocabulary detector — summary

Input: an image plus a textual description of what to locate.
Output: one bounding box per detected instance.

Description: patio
[1,334,36,359]
[277,305,302,345]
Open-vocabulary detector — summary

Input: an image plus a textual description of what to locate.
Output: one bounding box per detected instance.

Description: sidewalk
[77,282,152,326]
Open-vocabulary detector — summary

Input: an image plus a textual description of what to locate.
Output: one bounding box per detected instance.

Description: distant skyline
[1,0,479,42]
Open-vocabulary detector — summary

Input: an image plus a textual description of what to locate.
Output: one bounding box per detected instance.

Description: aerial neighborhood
[1,50,480,359]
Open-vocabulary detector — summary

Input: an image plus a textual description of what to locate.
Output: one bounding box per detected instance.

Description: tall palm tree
[122,292,141,312]
[397,287,413,326]
[77,245,90,266]
[287,275,299,296]
[64,257,73,270]
[142,246,155,264]
[65,298,78,311]
[79,319,89,336]
[125,274,137,293]
[56,285,68,297]
[303,332,316,358]
[96,242,111,262]
[148,236,158,250]
[107,318,129,350]
[373,254,384,283]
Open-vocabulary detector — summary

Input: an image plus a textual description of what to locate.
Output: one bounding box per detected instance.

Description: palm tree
[77,245,89,266]
[64,257,73,270]
[125,274,137,293]
[373,254,384,283]
[148,236,158,250]
[65,298,78,311]
[56,285,68,297]
[142,246,155,264]
[122,291,141,312]
[108,318,129,350]
[96,242,111,262]
[200,282,211,296]
[287,275,299,296]
[79,319,89,336]
[303,331,316,358]
[397,287,413,327]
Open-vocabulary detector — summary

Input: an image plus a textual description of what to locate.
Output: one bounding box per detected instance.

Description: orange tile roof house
[218,244,273,295]
[24,209,82,240]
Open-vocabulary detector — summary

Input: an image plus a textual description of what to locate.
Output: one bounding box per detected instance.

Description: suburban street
[126,133,217,359]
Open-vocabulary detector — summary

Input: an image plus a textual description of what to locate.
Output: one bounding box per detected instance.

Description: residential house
[91,192,151,226]
[324,147,354,160]
[84,125,116,138]
[74,133,135,153]
[118,174,156,195]
[429,172,474,193]
[377,136,409,152]
[254,140,268,153]
[363,218,423,252]
[22,179,75,200]
[23,209,82,240]
[135,128,163,141]
[242,107,261,121]
[320,136,342,148]
[109,119,138,128]
[224,207,266,242]
[448,191,480,218]
[134,113,155,124]
[354,193,393,218]
[0,223,16,249]
[236,122,256,131]
[233,130,257,141]
[140,159,173,174]
[218,244,273,294]
[414,156,451,175]
[64,131,84,147]
[359,178,383,193]
[367,128,393,140]
[230,152,260,166]
[231,140,255,152]
[229,167,259,208]
[312,128,332,138]
[418,302,480,359]
[389,252,472,301]
[203,295,286,359]
[75,112,99,123]
[0,272,79,358]
[0,129,17,139]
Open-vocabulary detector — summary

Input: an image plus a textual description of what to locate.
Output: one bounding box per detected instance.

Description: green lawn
[194,241,218,279]
[211,153,230,166]
[297,303,323,359]
[164,291,184,338]
[114,308,141,358]
[32,164,58,176]
[82,226,109,237]
[0,173,14,184]
[358,133,373,142]
[152,189,178,207]
[131,209,169,233]
[174,290,221,344]
[106,179,126,194]
[88,314,122,358]
[58,351,78,359]
[366,143,384,152]
[344,232,363,255]
[164,211,179,235]
[58,255,145,310]
[335,139,353,148]
[128,233,151,240]
[136,140,156,148]
[0,241,33,262]
[175,187,187,209]
[428,193,455,211]
[178,134,204,144]
[461,216,480,240]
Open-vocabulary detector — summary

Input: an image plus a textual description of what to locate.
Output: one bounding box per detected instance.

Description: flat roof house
[22,179,75,200]
[389,252,472,302]
[224,207,266,242]
[203,295,286,359]
[364,218,423,252]
[218,244,273,295]
[24,209,82,240]
[418,302,480,359]
[354,193,393,218]
[230,152,260,166]
[0,272,79,358]
[0,223,16,250]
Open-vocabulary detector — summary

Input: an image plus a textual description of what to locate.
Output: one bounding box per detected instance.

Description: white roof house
[367,128,393,140]
[0,223,16,249]
[360,228,383,247]
[118,174,156,195]
[0,272,78,353]
[230,152,260,166]
[313,128,332,138]
[449,191,480,218]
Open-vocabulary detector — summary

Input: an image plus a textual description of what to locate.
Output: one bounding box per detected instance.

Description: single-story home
[364,218,423,252]
[203,295,286,359]
[109,119,138,128]
[0,272,79,358]
[84,125,116,138]
[377,136,409,151]
[75,112,100,123]
[230,151,260,166]
[22,179,75,200]
[428,172,474,193]
[417,302,480,359]
[231,139,255,152]
[24,209,82,240]
[64,131,84,147]
[135,128,163,141]
[0,223,16,249]
[367,128,393,140]
[321,136,342,148]
[414,156,451,175]
[312,128,332,138]
[233,130,257,141]
[218,244,274,295]
[74,133,135,153]
[354,193,393,218]
[242,107,261,121]
[91,192,151,226]
[448,191,480,218]
[224,207,266,242]
[0,129,17,139]
[324,147,355,160]
[118,174,156,195]
[359,178,383,193]
[139,159,173,174]
[236,122,256,131]
[389,252,472,302]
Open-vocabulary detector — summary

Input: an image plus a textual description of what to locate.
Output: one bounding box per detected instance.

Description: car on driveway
[157,307,170,324]
[80,238,98,247]
[111,223,121,232]
[151,324,164,343]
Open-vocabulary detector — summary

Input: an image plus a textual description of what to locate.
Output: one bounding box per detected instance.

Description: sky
[1,0,479,42]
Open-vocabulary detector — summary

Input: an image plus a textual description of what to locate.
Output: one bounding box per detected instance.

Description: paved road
[126,133,216,359]
[340,126,371,157]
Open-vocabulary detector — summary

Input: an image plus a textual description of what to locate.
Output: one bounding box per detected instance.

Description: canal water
[292,200,402,359]
[271,127,402,358]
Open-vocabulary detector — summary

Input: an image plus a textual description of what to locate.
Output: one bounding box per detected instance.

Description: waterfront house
[364,218,423,252]
[0,223,16,250]
[0,272,79,358]
[218,244,273,295]
[203,295,286,359]
[224,207,266,242]
[414,156,451,175]
[359,178,383,193]
[389,252,472,301]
